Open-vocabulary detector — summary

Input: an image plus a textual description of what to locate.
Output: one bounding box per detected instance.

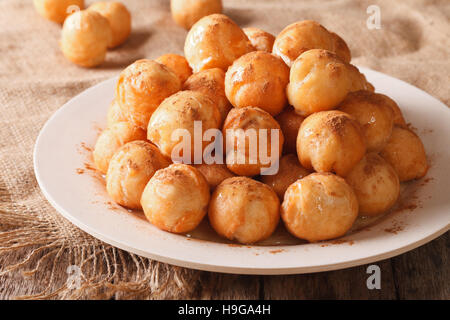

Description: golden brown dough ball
[116,59,181,129]
[183,68,231,124]
[346,153,400,216]
[171,0,222,30]
[106,141,170,209]
[380,126,428,182]
[273,20,351,67]
[225,51,289,116]
[34,0,84,24]
[147,90,221,160]
[184,14,254,73]
[297,110,366,177]
[88,1,131,48]
[156,54,193,84]
[106,99,126,127]
[275,106,305,154]
[243,27,275,52]
[141,164,210,233]
[261,154,310,199]
[93,122,147,174]
[61,10,112,68]
[339,90,394,152]
[223,106,284,176]
[348,65,375,92]
[208,177,280,244]
[281,173,358,242]
[378,94,407,127]
[194,163,235,190]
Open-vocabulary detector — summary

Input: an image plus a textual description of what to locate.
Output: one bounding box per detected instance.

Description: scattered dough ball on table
[225,51,289,116]
[261,154,310,199]
[183,68,231,124]
[346,153,400,216]
[106,99,126,127]
[297,110,366,177]
[171,0,222,30]
[193,163,235,190]
[223,106,284,176]
[208,177,280,244]
[184,14,254,73]
[141,164,210,233]
[93,122,146,174]
[281,173,358,242]
[275,106,305,154]
[272,20,351,67]
[34,0,85,24]
[106,141,170,209]
[88,1,131,48]
[61,10,112,68]
[147,90,221,160]
[156,54,193,84]
[380,126,428,182]
[243,27,275,52]
[116,59,181,129]
[339,90,394,152]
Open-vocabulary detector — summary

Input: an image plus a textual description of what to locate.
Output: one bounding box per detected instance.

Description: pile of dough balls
[92,14,428,244]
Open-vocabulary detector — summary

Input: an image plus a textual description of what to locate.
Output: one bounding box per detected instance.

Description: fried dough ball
[225,51,290,116]
[208,177,280,244]
[287,49,353,116]
[378,94,406,127]
[156,54,193,84]
[106,99,126,127]
[34,0,84,24]
[88,1,131,48]
[183,68,231,123]
[348,65,375,92]
[106,141,170,209]
[380,126,428,182]
[147,91,221,160]
[223,106,284,176]
[272,20,351,67]
[243,27,275,52]
[61,10,112,68]
[339,90,394,152]
[297,110,366,177]
[170,0,222,30]
[184,14,254,73]
[275,106,305,154]
[346,153,400,216]
[141,164,210,233]
[116,59,181,129]
[194,163,235,190]
[261,154,310,199]
[93,122,147,174]
[281,173,358,242]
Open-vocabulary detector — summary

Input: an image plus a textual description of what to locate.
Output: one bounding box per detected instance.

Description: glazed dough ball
[275,106,305,154]
[223,106,284,176]
[297,110,366,177]
[141,164,210,233]
[93,122,147,174]
[156,54,193,84]
[281,173,358,242]
[380,126,428,182]
[339,90,394,152]
[225,51,289,116]
[194,163,235,190]
[184,14,254,73]
[287,49,353,116]
[243,27,275,52]
[346,153,400,216]
[171,0,222,30]
[183,68,231,124]
[106,141,170,209]
[88,1,131,48]
[34,0,84,24]
[147,90,221,160]
[61,10,112,68]
[273,20,351,67]
[116,59,181,129]
[261,154,310,199]
[208,177,280,244]
[106,99,126,127]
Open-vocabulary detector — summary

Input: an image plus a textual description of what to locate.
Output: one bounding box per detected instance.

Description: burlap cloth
[0,0,448,299]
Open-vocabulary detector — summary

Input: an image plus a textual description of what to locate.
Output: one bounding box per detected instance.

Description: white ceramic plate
[34,67,450,275]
